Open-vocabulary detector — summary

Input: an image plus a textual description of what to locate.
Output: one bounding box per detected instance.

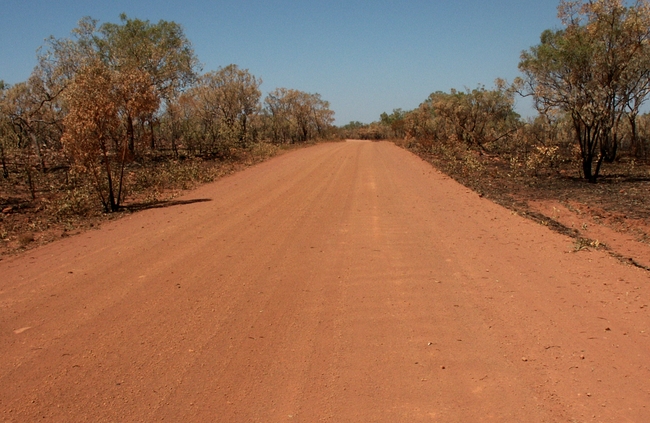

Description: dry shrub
[54,185,97,218]
[18,232,34,245]
[129,158,207,195]
[249,141,280,160]
[525,145,560,176]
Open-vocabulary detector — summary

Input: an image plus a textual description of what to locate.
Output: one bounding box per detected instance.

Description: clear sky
[1,0,562,124]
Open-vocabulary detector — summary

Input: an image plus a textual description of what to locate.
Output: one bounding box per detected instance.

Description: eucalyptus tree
[519,0,650,181]
[0,74,65,198]
[425,83,520,153]
[264,88,334,144]
[96,14,199,152]
[37,14,199,155]
[380,109,407,138]
[61,58,159,212]
[192,65,262,150]
[34,14,197,211]
[0,81,11,178]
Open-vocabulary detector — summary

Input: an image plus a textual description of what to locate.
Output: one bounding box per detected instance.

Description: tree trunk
[628,114,642,158]
[582,146,605,183]
[240,115,247,148]
[591,154,605,183]
[602,132,618,163]
[574,116,602,183]
[171,123,178,158]
[100,137,118,213]
[26,163,36,200]
[116,141,128,211]
[127,114,135,155]
[0,142,8,179]
[29,132,45,173]
[149,119,156,150]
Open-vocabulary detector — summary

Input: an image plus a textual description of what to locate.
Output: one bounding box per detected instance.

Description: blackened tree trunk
[127,114,135,155]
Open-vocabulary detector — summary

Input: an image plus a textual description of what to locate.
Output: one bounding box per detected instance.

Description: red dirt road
[1,141,649,422]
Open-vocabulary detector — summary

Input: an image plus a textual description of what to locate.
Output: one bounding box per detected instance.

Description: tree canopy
[0,14,337,212]
[519,0,650,181]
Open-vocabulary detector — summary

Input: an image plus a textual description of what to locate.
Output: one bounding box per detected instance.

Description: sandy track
[1,141,649,422]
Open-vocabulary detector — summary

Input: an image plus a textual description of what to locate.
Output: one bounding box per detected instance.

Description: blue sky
[1,0,562,124]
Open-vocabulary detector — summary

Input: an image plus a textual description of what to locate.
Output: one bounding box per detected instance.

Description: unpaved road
[1,141,649,422]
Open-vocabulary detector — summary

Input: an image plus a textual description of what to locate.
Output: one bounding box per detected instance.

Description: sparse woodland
[337,0,650,258]
[344,0,650,184]
[3,0,650,254]
[0,14,335,249]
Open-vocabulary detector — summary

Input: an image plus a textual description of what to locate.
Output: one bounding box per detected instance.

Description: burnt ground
[399,141,650,270]
[0,144,294,258]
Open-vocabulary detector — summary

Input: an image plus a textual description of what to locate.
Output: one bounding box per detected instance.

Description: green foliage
[519,0,650,181]
[341,121,365,130]
[429,84,520,151]
[183,64,262,155]
[336,121,393,140]
[379,108,407,138]
[97,14,199,99]
[55,185,97,217]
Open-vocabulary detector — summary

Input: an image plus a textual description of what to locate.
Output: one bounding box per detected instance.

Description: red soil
[1,141,649,422]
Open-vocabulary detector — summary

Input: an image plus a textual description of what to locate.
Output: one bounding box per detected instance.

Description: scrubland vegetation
[340,1,649,247]
[344,0,650,184]
[0,14,335,252]
[338,0,650,259]
[2,0,650,255]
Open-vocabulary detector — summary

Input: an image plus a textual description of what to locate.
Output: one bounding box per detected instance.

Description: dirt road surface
[1,141,649,422]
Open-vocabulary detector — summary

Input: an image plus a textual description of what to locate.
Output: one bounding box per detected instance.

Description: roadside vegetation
[0,15,335,254]
[343,0,650,182]
[339,0,650,265]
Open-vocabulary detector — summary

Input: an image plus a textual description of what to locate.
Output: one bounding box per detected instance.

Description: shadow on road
[123,198,212,212]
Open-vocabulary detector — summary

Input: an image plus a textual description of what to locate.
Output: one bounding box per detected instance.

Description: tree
[38,15,198,155]
[264,88,292,144]
[633,112,650,157]
[380,109,407,138]
[61,59,158,212]
[96,14,198,152]
[0,76,65,173]
[0,74,66,199]
[519,0,650,182]
[160,92,204,157]
[403,102,437,145]
[98,14,198,101]
[342,121,365,130]
[191,65,262,151]
[425,83,520,153]
[0,81,11,178]
[264,88,334,144]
